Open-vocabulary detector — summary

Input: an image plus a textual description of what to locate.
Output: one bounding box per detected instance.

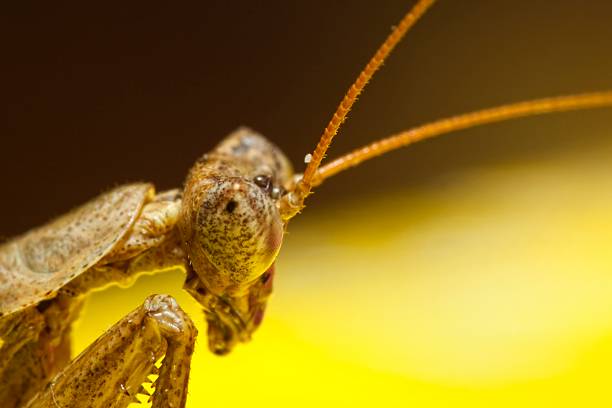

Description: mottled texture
[0,183,153,316]
[179,127,291,294]
[179,127,291,354]
[0,127,294,405]
[25,295,196,408]
[0,296,83,406]
[195,177,282,290]
[101,189,181,265]
[0,184,187,407]
[213,127,293,183]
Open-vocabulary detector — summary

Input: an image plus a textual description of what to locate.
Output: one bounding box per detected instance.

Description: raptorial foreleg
[25,294,197,408]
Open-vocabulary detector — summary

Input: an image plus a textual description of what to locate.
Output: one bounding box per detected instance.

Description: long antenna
[279,0,436,220]
[310,91,612,186]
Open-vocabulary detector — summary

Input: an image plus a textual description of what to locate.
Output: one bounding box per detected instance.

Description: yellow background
[3,1,610,406]
[73,136,612,407]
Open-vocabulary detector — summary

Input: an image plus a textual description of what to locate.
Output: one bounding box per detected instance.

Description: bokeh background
[2,1,612,406]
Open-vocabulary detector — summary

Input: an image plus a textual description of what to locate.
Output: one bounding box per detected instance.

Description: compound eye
[253,175,272,192]
[270,186,282,200]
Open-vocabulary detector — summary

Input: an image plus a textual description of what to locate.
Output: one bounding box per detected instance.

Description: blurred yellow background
[73,135,612,407]
[2,1,612,406]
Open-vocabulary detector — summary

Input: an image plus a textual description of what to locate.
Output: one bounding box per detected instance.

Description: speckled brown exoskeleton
[2,1,612,407]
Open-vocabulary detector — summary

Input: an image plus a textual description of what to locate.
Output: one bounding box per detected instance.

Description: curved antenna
[310,91,612,186]
[279,0,436,220]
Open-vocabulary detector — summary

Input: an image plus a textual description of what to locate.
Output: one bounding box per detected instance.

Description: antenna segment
[278,1,612,221]
[280,0,436,219]
[311,91,612,185]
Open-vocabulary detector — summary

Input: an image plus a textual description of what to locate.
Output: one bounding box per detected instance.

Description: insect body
[0,128,291,406]
[2,1,612,406]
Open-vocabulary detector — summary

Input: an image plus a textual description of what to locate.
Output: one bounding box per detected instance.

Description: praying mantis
[2,1,612,406]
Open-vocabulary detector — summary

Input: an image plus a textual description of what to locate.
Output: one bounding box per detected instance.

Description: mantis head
[181,0,612,355]
[178,128,292,355]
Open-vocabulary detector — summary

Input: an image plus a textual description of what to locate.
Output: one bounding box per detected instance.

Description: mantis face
[179,128,292,355]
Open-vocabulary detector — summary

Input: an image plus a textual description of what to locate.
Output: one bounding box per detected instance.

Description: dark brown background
[2,1,612,237]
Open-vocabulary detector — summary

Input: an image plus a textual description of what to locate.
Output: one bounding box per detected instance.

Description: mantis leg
[25,294,197,408]
[0,306,46,407]
[0,296,83,407]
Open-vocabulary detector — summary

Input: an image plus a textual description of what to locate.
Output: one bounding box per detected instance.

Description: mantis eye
[253,174,272,191]
[253,174,284,199]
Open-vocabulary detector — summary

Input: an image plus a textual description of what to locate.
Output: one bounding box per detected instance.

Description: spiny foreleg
[25,294,197,408]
